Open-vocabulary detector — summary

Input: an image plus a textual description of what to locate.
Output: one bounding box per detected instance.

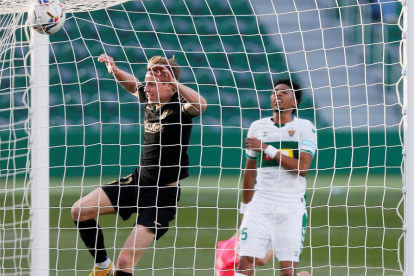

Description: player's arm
[243,157,257,204]
[245,137,313,177]
[150,65,207,116]
[97,54,141,97]
[175,82,207,116]
[242,125,258,205]
[274,150,313,176]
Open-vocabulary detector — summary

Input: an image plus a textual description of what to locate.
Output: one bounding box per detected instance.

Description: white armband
[264,145,278,159]
[240,202,248,214]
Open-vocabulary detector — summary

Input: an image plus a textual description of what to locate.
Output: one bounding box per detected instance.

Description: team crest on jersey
[288,129,296,137]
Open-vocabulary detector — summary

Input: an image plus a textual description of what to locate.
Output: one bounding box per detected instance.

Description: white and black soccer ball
[28,0,66,35]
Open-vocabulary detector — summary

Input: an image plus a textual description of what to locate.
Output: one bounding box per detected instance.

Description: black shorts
[101,169,181,240]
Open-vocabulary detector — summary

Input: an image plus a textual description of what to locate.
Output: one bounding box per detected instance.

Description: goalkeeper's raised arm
[98,54,141,96]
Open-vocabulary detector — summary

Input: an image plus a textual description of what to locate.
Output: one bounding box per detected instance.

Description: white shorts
[238,201,307,262]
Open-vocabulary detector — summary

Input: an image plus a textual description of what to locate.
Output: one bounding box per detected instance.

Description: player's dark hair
[274,79,302,113]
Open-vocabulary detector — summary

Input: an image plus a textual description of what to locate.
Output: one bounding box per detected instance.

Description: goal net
[0,0,406,275]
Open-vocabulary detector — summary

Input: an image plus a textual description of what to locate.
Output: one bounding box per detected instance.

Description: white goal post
[30,30,50,276]
[0,0,410,275]
[28,2,130,274]
[404,0,414,274]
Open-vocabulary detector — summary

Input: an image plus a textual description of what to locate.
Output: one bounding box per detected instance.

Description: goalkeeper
[236,79,315,276]
[71,54,207,276]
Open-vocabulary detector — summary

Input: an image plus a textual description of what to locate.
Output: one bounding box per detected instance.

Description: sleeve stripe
[245,152,257,159]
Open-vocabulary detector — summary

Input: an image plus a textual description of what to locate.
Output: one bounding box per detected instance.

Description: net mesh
[0,0,405,275]
[0,11,31,275]
[0,0,130,14]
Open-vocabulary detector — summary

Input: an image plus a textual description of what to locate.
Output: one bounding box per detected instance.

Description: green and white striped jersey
[245,117,317,205]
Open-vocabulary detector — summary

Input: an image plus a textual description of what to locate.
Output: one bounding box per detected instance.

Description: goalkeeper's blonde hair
[147,55,180,81]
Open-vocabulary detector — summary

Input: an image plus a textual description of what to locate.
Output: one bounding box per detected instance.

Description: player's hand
[245,137,267,152]
[98,54,117,74]
[149,65,175,84]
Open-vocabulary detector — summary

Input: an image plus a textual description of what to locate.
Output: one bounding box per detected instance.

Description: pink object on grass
[215,236,239,276]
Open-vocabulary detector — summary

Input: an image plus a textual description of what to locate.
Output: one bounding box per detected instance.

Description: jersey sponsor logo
[288,129,296,137]
[301,139,316,149]
[262,131,268,137]
[145,120,164,133]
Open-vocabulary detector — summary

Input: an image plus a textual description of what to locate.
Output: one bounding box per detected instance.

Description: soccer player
[236,79,316,276]
[71,54,207,276]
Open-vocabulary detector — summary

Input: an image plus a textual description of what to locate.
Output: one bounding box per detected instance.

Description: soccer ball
[28,0,66,35]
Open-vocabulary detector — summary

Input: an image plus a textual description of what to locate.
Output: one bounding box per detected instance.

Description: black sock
[116,271,133,276]
[74,219,108,263]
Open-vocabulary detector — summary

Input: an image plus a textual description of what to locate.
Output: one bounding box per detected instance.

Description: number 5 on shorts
[241,228,248,241]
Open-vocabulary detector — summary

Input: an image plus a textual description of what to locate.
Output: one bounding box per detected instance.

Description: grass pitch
[1,173,404,275]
